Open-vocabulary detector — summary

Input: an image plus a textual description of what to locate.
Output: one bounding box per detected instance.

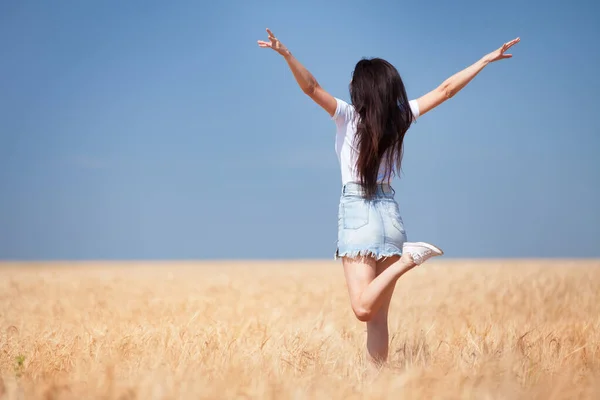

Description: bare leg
[365,256,399,366]
[342,252,415,322]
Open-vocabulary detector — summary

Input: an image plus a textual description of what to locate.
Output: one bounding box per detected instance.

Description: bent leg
[342,252,415,322]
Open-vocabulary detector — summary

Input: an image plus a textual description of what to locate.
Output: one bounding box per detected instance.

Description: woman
[258,29,519,366]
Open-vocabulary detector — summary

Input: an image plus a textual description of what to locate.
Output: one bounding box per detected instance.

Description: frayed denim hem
[334,246,403,261]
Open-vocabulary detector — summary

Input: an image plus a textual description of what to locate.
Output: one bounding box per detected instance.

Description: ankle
[399,252,416,270]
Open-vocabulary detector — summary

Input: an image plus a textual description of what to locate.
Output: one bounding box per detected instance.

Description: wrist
[281,48,292,59]
[479,56,491,66]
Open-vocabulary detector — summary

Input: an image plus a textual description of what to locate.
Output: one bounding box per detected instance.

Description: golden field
[1,259,599,399]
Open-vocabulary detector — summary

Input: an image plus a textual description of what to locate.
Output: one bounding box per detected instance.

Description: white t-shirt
[332,97,420,185]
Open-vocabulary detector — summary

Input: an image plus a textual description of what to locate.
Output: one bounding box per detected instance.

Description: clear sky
[1,0,599,260]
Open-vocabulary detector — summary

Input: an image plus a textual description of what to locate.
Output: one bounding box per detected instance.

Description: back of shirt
[332,98,420,185]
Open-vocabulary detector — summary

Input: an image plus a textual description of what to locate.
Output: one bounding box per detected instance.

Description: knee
[352,306,374,322]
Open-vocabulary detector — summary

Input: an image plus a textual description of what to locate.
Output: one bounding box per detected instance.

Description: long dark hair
[349,58,414,199]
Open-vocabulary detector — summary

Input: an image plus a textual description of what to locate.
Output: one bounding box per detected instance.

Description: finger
[257,41,272,48]
[266,28,276,38]
[506,38,520,48]
[502,54,513,58]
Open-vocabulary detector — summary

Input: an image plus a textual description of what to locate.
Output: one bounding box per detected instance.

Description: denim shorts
[334,182,407,261]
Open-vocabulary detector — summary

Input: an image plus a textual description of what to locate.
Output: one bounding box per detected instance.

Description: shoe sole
[404,241,444,256]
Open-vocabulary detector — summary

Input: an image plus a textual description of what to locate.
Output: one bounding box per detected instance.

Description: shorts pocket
[387,202,406,233]
[342,199,369,230]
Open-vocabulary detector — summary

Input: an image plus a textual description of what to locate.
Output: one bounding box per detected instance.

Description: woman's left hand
[257,28,290,57]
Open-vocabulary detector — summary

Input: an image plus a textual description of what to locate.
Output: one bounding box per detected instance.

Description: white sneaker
[402,242,444,265]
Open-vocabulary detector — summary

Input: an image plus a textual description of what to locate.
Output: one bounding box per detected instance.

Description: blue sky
[1,0,599,260]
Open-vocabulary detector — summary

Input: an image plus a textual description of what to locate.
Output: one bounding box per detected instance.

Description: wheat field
[1,259,599,399]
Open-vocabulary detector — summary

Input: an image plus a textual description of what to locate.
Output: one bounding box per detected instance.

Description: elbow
[441,83,456,99]
[302,82,319,96]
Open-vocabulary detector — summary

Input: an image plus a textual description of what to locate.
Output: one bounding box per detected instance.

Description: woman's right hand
[415,36,521,117]
[483,37,521,63]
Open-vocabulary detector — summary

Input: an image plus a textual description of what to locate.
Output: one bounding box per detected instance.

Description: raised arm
[258,28,337,117]
[416,37,520,117]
